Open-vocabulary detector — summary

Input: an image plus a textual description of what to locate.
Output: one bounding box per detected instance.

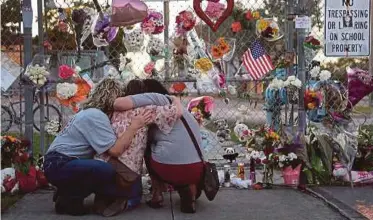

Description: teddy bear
[234,122,253,143]
[1,168,19,194]
[223,147,239,163]
[214,119,231,143]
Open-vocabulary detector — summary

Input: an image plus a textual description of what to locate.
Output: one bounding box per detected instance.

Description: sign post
[324,0,371,57]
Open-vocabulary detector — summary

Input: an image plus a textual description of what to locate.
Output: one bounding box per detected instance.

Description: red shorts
[150,157,204,186]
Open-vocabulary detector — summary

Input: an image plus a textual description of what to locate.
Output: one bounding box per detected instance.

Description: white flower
[279,155,286,162]
[56,83,78,100]
[310,66,320,78]
[155,59,165,72]
[288,75,296,81]
[288,152,298,160]
[269,78,285,90]
[228,85,237,95]
[283,80,290,87]
[319,70,332,81]
[26,64,50,86]
[45,119,60,136]
[278,162,284,168]
[290,79,302,88]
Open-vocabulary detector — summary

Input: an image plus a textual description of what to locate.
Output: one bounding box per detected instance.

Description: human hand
[130,109,152,130]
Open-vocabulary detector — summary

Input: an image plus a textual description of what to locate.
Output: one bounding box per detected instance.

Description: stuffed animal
[234,122,253,142]
[1,168,19,194]
[214,119,231,143]
[223,147,239,163]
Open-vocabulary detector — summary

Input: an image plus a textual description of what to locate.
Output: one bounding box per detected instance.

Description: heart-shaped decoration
[193,0,234,32]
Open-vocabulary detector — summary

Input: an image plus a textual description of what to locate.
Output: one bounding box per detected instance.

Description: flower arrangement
[187,96,214,125]
[268,78,285,90]
[304,35,322,50]
[256,18,282,41]
[210,37,231,60]
[230,3,262,33]
[304,89,322,110]
[175,10,196,35]
[246,126,281,155]
[1,136,31,174]
[205,1,225,19]
[273,152,300,168]
[141,10,165,35]
[309,66,332,81]
[45,119,61,136]
[25,64,50,87]
[56,65,92,112]
[194,58,213,72]
[246,150,267,164]
[144,62,155,76]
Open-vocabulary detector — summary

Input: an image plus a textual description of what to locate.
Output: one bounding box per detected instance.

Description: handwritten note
[295,16,311,29]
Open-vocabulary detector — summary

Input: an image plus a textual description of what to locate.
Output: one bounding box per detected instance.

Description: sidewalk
[2,188,346,220]
[309,186,373,220]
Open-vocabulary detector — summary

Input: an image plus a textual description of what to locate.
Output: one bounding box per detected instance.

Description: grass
[1,132,54,212]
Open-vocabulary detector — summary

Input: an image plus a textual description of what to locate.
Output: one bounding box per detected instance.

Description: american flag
[242,41,274,80]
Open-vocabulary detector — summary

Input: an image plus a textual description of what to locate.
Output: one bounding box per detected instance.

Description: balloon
[92,14,119,47]
[193,0,234,32]
[111,0,148,27]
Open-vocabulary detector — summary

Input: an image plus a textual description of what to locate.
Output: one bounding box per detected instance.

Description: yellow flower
[258,19,269,32]
[253,11,261,20]
[191,107,199,113]
[195,58,213,72]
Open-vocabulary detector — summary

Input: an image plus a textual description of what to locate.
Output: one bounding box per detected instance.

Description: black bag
[180,117,220,201]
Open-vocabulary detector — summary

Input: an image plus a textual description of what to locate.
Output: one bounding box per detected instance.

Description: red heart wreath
[193,0,234,32]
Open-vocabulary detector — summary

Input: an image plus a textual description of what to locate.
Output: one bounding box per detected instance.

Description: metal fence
[1,0,372,170]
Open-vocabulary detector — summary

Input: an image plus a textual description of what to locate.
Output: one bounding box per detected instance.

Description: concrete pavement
[2,188,347,220]
[309,186,373,220]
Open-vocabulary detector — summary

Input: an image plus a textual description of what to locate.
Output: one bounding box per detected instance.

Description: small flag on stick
[242,41,274,80]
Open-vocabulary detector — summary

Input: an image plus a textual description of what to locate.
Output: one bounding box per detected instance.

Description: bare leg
[150,176,164,202]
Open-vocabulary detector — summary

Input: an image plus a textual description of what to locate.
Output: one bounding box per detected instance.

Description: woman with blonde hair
[43,78,152,216]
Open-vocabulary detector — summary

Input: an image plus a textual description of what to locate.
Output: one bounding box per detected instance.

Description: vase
[15,166,38,193]
[282,164,301,186]
[262,164,274,185]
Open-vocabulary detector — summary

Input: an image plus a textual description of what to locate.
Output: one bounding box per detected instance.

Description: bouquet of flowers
[256,18,283,41]
[56,65,92,112]
[247,126,281,155]
[205,1,225,20]
[175,10,196,35]
[45,119,61,136]
[187,96,214,125]
[1,136,22,168]
[304,89,322,110]
[141,10,165,35]
[209,37,234,60]
[25,64,50,87]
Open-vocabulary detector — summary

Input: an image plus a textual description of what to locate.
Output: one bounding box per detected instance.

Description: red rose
[231,22,242,33]
[245,11,253,20]
[20,152,29,163]
[262,159,269,164]
[273,155,279,161]
[255,158,261,164]
[58,65,75,79]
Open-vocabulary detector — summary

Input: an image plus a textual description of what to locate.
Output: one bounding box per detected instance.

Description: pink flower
[203,96,215,113]
[141,20,156,34]
[144,62,155,75]
[58,65,75,79]
[205,1,225,19]
[58,21,68,32]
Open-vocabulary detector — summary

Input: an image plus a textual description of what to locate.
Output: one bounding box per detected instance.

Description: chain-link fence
[1,0,372,174]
